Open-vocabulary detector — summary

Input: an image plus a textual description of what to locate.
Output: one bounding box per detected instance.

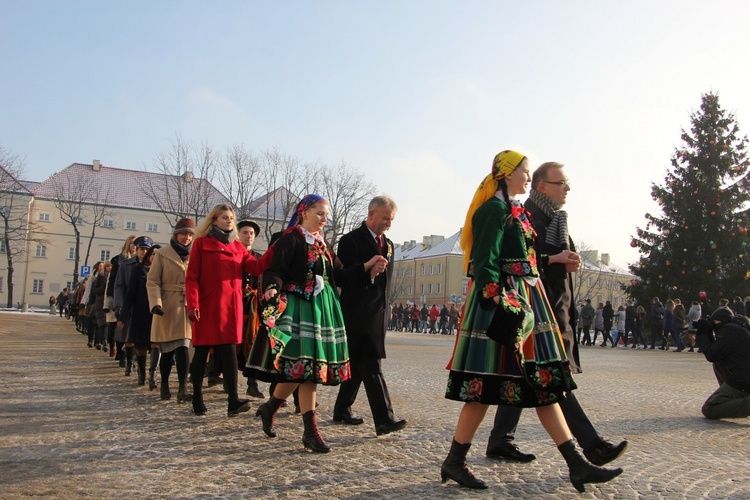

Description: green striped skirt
[445,275,577,407]
[245,283,351,386]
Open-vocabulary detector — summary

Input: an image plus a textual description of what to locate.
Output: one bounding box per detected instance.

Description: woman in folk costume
[249,194,383,453]
[441,151,623,492]
[146,218,195,403]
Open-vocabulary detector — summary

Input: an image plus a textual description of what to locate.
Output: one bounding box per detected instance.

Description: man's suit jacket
[524,198,581,373]
[337,222,393,361]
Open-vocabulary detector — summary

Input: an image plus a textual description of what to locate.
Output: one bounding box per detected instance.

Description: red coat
[185,236,263,346]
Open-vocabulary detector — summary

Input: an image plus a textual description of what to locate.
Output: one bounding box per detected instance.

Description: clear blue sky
[3,1,750,267]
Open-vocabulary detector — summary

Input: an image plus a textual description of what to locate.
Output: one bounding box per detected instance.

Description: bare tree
[257,148,306,241]
[139,135,221,225]
[319,161,377,250]
[80,192,116,267]
[0,148,46,306]
[50,173,96,286]
[217,144,264,218]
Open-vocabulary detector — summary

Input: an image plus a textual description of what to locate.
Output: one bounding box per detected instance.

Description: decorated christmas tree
[627,92,750,306]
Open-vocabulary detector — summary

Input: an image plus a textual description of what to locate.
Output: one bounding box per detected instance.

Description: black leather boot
[302,410,330,453]
[558,439,623,492]
[148,347,160,391]
[440,439,488,489]
[160,381,171,400]
[255,396,285,438]
[228,398,251,417]
[136,354,147,386]
[245,378,264,398]
[124,347,135,376]
[177,384,192,404]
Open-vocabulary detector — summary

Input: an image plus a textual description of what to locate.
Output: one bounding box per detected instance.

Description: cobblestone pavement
[1,312,748,499]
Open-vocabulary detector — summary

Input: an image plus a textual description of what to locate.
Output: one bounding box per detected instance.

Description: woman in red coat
[186,204,263,417]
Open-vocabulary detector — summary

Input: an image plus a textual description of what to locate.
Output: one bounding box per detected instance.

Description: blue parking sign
[80,266,91,278]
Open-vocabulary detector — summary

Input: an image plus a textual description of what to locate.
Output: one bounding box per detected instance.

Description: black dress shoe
[228,399,251,417]
[486,442,536,462]
[584,440,629,466]
[333,414,365,425]
[375,419,407,436]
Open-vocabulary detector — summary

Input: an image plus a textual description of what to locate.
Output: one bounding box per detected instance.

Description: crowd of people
[387,302,459,334]
[50,152,749,493]
[573,295,750,352]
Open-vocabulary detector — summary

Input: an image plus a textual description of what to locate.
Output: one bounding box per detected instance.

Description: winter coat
[185,234,263,346]
[594,307,604,330]
[602,304,614,329]
[147,244,192,344]
[579,304,595,328]
[687,304,702,332]
[614,310,626,332]
[91,272,108,327]
[122,265,153,345]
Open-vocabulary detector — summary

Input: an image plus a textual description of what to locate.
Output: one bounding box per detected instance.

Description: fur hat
[173,218,196,235]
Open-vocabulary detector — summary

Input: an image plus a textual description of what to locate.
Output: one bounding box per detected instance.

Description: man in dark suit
[333,195,407,436]
[485,162,628,466]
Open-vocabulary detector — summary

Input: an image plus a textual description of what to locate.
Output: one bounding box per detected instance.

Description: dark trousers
[191,344,239,402]
[334,357,394,427]
[488,392,602,452]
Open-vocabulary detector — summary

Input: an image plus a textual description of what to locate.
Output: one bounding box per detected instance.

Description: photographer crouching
[695,307,750,419]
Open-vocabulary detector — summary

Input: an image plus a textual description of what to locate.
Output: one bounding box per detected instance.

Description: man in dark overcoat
[485,162,628,466]
[333,195,407,436]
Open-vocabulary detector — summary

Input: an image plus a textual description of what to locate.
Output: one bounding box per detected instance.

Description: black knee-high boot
[175,346,191,403]
[191,347,209,415]
[159,351,173,400]
[136,353,147,386]
[440,439,488,489]
[216,345,249,416]
[558,439,623,493]
[302,410,330,453]
[124,346,135,375]
[148,347,160,391]
[256,396,285,438]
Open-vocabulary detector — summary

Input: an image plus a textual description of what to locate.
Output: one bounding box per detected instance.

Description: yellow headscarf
[460,150,527,272]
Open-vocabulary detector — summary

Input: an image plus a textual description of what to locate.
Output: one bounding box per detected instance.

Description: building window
[462,281,468,295]
[436,282,442,294]
[74,217,84,226]
[437,263,443,274]
[420,284,424,294]
[68,248,75,260]
[429,264,433,275]
[102,218,114,229]
[421,264,425,275]
[35,245,46,257]
[147,222,159,232]
[587,277,594,287]
[125,221,137,230]
[597,278,602,288]
[428,283,433,294]
[0,240,5,253]
[0,277,3,292]
[32,279,44,294]
[407,286,412,295]
[66,281,74,290]
[100,250,111,261]
[37,212,51,222]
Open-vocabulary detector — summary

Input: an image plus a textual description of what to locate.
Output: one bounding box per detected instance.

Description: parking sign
[80,266,91,278]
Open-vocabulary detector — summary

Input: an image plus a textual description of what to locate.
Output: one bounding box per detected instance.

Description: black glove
[151,305,164,316]
[695,318,714,341]
[114,307,122,321]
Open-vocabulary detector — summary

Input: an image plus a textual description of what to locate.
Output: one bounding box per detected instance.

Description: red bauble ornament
[699,291,707,298]
[684,225,689,230]
[630,240,637,248]
[711,211,716,216]
[740,227,748,235]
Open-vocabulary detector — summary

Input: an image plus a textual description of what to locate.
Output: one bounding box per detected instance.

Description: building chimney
[92,160,101,171]
[183,171,194,182]
[601,253,610,266]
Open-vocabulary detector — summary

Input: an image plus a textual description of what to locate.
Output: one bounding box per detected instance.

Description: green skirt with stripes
[245,283,351,386]
[445,275,577,407]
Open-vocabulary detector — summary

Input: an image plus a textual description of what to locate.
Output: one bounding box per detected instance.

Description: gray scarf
[528,188,572,250]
